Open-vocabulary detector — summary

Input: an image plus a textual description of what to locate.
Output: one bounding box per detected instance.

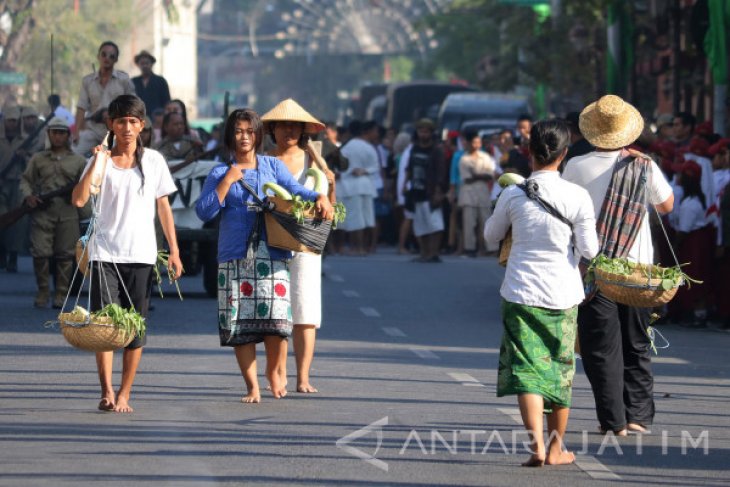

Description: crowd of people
[1,41,728,472]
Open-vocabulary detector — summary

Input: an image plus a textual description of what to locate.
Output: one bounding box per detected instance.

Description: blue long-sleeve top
[195,154,320,263]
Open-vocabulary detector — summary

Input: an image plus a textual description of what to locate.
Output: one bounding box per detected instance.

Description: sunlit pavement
[0,250,728,486]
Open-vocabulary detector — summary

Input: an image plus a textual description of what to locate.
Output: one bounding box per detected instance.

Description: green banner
[0,71,27,85]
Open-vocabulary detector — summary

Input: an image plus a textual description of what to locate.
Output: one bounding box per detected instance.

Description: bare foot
[545,450,576,465]
[97,397,115,411]
[113,395,134,413]
[521,454,545,467]
[627,423,651,434]
[269,374,287,399]
[599,426,628,437]
[241,391,261,404]
[297,382,318,393]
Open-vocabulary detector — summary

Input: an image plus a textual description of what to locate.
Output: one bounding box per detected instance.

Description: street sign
[0,71,27,85]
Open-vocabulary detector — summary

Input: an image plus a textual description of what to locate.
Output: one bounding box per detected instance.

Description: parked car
[438,93,530,139]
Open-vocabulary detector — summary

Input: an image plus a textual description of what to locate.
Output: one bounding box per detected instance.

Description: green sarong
[497,300,577,408]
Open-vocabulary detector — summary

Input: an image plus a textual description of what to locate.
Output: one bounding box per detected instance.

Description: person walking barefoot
[485,120,599,466]
[261,99,335,394]
[196,108,333,402]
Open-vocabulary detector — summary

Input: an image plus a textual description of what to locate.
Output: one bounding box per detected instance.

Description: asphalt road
[0,251,729,486]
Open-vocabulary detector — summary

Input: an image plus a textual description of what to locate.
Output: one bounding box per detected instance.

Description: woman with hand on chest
[196,107,333,403]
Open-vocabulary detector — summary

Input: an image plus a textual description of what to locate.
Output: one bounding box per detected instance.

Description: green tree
[5,1,132,110]
[420,0,616,114]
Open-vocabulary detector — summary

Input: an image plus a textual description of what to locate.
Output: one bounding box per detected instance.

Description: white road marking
[409,347,439,359]
[463,383,486,387]
[342,290,360,298]
[496,407,523,425]
[360,307,381,318]
[381,327,406,337]
[448,372,480,383]
[496,408,621,480]
[575,456,622,480]
[652,357,689,365]
[329,274,345,282]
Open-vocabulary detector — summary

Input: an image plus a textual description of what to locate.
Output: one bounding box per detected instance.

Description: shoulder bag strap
[517,180,572,229]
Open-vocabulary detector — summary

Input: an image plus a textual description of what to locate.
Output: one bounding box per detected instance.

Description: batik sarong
[497,300,577,408]
[217,240,292,346]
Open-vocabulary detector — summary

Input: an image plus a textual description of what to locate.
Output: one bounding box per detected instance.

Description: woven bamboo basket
[498,229,512,267]
[59,313,135,352]
[594,264,679,308]
[264,196,332,254]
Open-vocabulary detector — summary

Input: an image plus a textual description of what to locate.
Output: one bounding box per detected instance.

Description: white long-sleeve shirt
[484,170,599,309]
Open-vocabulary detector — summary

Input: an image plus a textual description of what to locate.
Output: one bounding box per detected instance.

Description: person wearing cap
[73,41,136,157]
[19,118,87,308]
[339,120,381,255]
[563,95,674,436]
[132,50,171,116]
[20,106,44,154]
[0,105,29,272]
[399,118,448,262]
[261,98,336,394]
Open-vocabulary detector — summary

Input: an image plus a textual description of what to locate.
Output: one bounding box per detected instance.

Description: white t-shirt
[677,196,707,233]
[684,153,715,209]
[562,150,673,264]
[84,149,177,265]
[339,138,379,197]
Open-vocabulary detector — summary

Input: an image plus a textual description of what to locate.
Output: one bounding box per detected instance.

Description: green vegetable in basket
[263,182,293,200]
[93,303,146,339]
[589,255,702,289]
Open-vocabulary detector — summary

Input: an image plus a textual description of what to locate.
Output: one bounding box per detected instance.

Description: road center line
[448,372,480,383]
[329,274,345,283]
[342,290,360,298]
[360,307,381,318]
[652,357,689,365]
[409,347,439,360]
[382,327,406,337]
[574,456,622,480]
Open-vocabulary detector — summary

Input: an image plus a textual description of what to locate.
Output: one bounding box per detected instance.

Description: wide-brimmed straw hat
[261,98,324,134]
[579,95,644,150]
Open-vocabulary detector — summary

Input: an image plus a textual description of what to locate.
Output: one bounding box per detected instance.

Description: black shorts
[89,261,154,349]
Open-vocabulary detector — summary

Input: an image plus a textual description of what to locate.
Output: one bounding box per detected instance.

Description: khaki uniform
[75,70,136,156]
[155,136,201,162]
[19,149,86,307]
[0,134,30,256]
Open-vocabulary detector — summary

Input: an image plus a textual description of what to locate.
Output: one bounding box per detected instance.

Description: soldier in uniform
[73,41,135,157]
[154,111,203,163]
[19,118,86,308]
[0,105,28,272]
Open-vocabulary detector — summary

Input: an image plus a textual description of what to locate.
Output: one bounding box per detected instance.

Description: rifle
[0,110,56,180]
[169,146,220,175]
[0,180,76,230]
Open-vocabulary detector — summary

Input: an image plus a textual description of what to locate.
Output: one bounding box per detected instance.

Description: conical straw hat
[579,95,644,150]
[261,98,325,134]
